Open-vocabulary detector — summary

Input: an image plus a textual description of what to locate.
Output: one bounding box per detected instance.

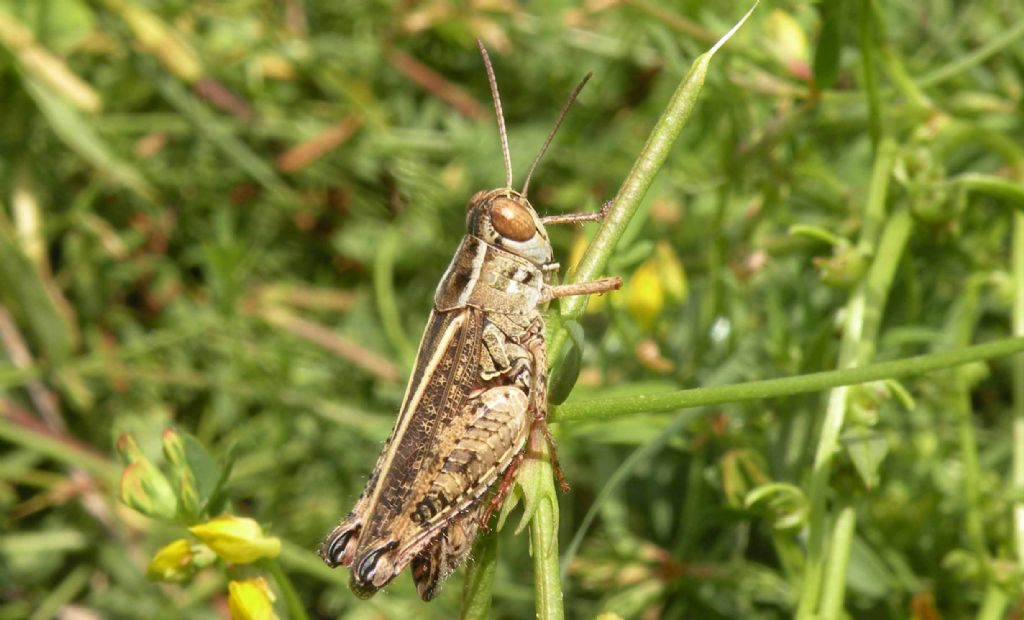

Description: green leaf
[179,434,220,511]
[0,218,76,361]
[842,424,888,489]
[203,443,237,517]
[813,1,843,90]
[547,320,584,405]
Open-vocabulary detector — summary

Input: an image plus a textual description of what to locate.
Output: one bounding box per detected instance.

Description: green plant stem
[878,45,932,112]
[530,436,564,620]
[859,0,882,153]
[460,529,498,620]
[797,199,911,620]
[553,334,1024,423]
[946,276,990,566]
[546,5,757,367]
[977,584,1010,620]
[525,8,756,618]
[818,506,856,620]
[1012,212,1024,566]
[957,174,1024,208]
[265,558,311,620]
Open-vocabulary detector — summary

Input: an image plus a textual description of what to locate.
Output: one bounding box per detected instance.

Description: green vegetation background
[2,0,1024,618]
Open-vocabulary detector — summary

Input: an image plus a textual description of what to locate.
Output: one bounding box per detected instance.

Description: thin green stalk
[1012,212,1024,566]
[20,77,155,201]
[530,433,564,620]
[878,45,932,112]
[553,335,1024,421]
[797,205,911,620]
[957,174,1024,209]
[546,4,758,366]
[524,8,757,618]
[917,15,1024,88]
[264,558,311,620]
[977,584,1010,620]
[859,138,898,258]
[798,132,897,620]
[859,0,882,154]
[945,277,990,564]
[818,506,856,620]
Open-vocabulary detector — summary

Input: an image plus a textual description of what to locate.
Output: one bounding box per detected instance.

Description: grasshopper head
[466,188,552,266]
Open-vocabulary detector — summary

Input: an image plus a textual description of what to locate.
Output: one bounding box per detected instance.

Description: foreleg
[541,200,612,226]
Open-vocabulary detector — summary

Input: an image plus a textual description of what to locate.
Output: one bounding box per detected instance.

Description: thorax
[434,236,548,314]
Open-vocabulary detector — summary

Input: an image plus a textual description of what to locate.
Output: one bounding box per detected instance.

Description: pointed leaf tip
[708,2,760,58]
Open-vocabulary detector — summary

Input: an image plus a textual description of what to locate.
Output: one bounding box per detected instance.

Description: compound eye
[490,197,535,242]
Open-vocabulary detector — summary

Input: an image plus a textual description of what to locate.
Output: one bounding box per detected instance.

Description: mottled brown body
[319,42,621,601]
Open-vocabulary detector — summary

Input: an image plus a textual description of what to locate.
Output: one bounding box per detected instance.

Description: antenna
[476,39,513,189]
[521,72,591,198]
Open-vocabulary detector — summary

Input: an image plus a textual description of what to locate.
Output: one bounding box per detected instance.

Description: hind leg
[411,500,486,601]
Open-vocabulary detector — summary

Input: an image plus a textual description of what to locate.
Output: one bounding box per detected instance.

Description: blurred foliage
[2,0,1024,618]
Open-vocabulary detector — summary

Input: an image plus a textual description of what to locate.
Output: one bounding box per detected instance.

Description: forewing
[344,306,489,590]
[321,307,472,568]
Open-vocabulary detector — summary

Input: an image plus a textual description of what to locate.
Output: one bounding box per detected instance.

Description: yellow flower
[654,242,687,304]
[762,9,809,73]
[228,578,279,620]
[146,538,195,582]
[189,516,281,564]
[625,257,664,331]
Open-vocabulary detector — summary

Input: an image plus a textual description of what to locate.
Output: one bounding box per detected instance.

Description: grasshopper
[319,40,621,600]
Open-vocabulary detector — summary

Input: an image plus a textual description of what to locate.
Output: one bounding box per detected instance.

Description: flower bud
[161,428,186,468]
[814,242,866,287]
[228,578,279,620]
[119,456,177,520]
[763,9,810,78]
[147,538,195,582]
[115,433,146,464]
[189,515,281,564]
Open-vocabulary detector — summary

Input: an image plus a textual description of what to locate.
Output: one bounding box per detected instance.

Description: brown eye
[490,198,535,242]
